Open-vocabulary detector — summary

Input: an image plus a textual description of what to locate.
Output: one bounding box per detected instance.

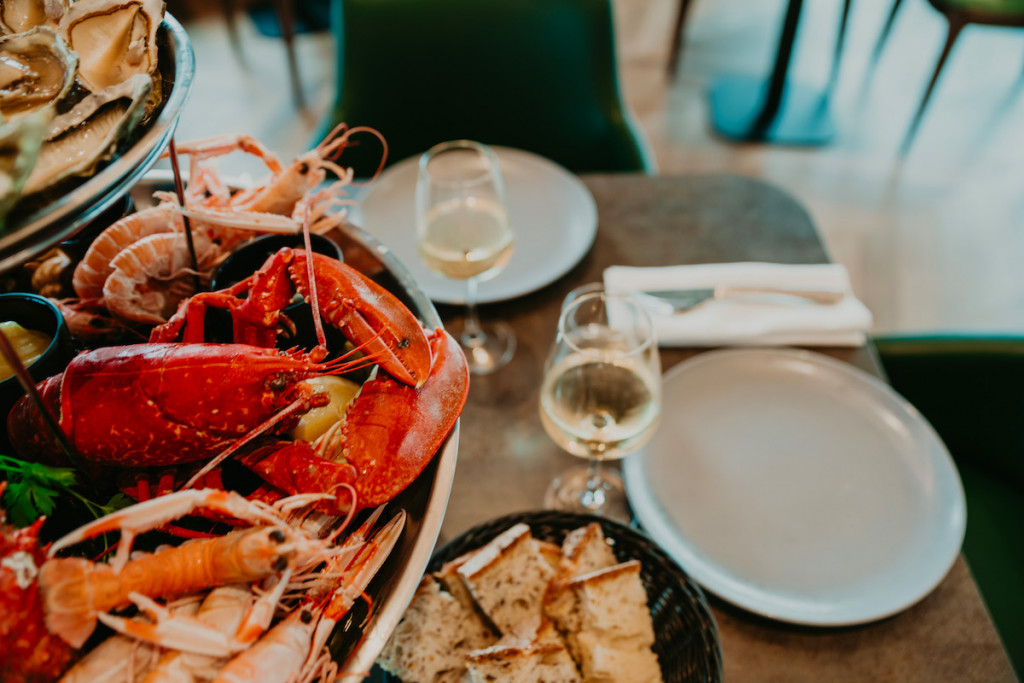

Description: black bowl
[58,193,135,263]
[204,233,348,351]
[0,293,75,452]
[209,233,344,291]
[371,510,724,683]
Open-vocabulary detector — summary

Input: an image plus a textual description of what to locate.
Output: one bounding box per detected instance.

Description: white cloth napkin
[604,262,873,347]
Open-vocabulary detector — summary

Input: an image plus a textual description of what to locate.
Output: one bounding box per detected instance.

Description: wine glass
[416,140,516,374]
[539,286,661,521]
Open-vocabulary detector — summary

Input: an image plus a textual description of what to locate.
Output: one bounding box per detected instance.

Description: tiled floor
[175,0,1024,335]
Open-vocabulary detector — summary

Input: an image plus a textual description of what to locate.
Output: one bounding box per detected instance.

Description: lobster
[0,483,76,683]
[8,247,469,515]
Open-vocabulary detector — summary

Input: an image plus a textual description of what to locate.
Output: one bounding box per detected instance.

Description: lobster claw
[152,249,432,388]
[285,251,431,388]
[239,329,469,514]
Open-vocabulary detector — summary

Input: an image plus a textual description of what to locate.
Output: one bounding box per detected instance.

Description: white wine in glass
[419,197,514,280]
[540,351,660,460]
[417,141,516,374]
[540,287,661,521]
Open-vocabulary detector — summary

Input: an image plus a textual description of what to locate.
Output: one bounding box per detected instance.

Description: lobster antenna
[0,328,84,470]
[179,396,312,491]
[302,196,328,351]
[168,136,201,290]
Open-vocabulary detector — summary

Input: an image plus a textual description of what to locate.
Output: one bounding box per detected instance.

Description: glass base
[544,464,632,523]
[454,318,516,375]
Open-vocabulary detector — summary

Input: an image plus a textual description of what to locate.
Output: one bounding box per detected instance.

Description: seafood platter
[0,123,468,682]
[0,0,195,273]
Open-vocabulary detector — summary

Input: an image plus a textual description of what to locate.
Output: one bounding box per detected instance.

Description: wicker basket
[372,509,723,682]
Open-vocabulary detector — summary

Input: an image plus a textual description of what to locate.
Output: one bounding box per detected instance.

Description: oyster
[22,71,151,195]
[59,0,163,93]
[0,0,68,34]
[0,26,77,120]
[0,107,50,228]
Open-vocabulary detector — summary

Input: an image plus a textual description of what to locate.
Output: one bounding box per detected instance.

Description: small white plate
[624,348,966,626]
[350,146,598,304]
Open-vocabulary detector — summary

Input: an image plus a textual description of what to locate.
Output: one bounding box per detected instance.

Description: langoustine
[65,125,383,328]
[0,485,403,682]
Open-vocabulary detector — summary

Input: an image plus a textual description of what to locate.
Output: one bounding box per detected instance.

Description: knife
[636,286,846,313]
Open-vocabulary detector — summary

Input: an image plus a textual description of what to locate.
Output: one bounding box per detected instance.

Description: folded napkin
[604,262,873,347]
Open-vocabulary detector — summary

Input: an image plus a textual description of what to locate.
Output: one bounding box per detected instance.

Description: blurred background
[168,0,1024,337]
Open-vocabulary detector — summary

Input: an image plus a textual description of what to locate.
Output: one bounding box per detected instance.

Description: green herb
[0,455,130,527]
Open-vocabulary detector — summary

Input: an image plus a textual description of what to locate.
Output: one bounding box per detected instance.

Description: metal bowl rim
[0,13,195,271]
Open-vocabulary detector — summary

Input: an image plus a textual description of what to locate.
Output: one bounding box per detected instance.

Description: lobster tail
[38,558,99,649]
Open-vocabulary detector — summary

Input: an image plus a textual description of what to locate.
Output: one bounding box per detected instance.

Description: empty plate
[624,348,966,626]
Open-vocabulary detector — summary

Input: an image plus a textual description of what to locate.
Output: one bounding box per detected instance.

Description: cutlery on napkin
[604,263,873,347]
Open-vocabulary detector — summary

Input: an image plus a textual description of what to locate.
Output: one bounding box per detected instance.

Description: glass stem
[463,276,484,346]
[582,455,606,511]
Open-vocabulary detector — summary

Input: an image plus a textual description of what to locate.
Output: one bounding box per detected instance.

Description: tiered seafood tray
[1,160,463,680]
[0,11,194,273]
[0,10,462,672]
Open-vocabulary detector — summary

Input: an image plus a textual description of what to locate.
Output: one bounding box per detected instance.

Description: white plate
[350,146,598,304]
[624,348,966,626]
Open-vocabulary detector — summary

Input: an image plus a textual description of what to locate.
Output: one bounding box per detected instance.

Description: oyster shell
[0,0,68,34]
[0,26,77,120]
[22,71,151,195]
[59,0,163,93]
[47,71,145,137]
[0,107,51,228]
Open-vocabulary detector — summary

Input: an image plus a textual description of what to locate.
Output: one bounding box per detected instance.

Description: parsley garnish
[0,455,130,527]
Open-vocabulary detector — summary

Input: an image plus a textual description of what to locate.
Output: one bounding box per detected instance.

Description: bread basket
[371,509,724,682]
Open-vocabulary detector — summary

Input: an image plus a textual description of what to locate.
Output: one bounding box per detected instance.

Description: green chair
[318,0,655,177]
[875,334,1024,678]
[871,0,1024,153]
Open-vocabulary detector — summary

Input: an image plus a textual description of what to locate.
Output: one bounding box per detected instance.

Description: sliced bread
[536,539,563,570]
[458,523,554,639]
[544,523,619,624]
[573,634,663,683]
[550,560,663,683]
[377,576,496,683]
[465,641,581,683]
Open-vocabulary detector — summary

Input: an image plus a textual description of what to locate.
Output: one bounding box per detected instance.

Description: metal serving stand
[0,15,195,274]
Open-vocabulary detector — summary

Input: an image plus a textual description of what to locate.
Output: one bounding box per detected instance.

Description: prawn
[72,203,185,300]
[58,598,201,683]
[169,124,386,236]
[37,489,325,649]
[101,230,224,325]
[212,509,406,683]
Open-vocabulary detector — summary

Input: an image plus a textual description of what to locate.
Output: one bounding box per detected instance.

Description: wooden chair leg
[870,0,904,66]
[900,15,966,155]
[826,0,853,93]
[667,0,696,78]
[220,0,244,62]
[274,0,306,110]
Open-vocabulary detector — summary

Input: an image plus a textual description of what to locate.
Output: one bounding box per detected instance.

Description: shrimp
[72,203,185,300]
[37,489,325,649]
[101,230,224,325]
[59,599,201,683]
[213,510,406,683]
[170,124,385,236]
[135,585,257,683]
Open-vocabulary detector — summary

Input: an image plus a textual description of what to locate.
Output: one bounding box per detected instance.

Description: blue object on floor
[709,75,835,144]
[249,0,331,37]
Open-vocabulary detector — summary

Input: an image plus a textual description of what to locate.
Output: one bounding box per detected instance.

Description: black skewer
[0,328,83,470]
[167,137,201,291]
